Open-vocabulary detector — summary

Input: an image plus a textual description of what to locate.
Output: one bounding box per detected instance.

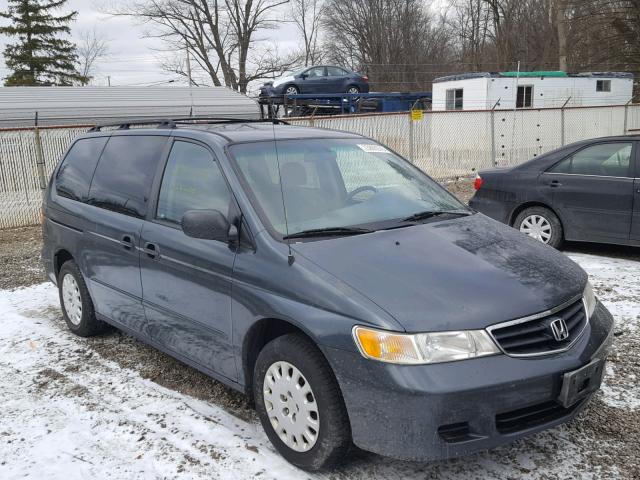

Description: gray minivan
[42,118,614,471]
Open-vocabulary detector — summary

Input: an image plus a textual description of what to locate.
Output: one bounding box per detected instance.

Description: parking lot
[0,181,638,479]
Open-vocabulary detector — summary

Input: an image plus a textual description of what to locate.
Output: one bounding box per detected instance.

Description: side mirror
[181,209,236,242]
[299,73,308,79]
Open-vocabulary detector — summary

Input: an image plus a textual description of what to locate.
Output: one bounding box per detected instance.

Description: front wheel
[514,206,563,248]
[254,334,351,471]
[284,85,299,95]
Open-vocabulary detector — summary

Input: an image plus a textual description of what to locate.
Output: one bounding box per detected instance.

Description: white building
[431,72,634,111]
[0,86,260,127]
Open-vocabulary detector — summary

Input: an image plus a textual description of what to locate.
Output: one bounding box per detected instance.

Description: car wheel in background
[253,333,351,471]
[58,260,108,337]
[514,206,563,249]
[345,85,360,94]
[285,85,299,95]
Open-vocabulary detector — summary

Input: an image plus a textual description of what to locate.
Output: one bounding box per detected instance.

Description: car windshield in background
[229,138,468,237]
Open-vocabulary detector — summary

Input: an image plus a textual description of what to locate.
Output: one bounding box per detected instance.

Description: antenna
[271,118,295,265]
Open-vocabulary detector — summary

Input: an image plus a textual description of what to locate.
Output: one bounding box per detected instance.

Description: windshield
[229,138,468,237]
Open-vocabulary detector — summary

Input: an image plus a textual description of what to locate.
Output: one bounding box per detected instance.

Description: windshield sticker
[357,144,390,154]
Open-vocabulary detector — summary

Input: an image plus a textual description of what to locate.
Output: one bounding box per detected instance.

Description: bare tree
[77,28,110,85]
[109,0,294,93]
[291,0,325,66]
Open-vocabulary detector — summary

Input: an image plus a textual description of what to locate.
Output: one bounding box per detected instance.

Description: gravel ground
[1,180,638,478]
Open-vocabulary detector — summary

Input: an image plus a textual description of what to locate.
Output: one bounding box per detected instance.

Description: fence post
[623,100,632,134]
[560,97,572,146]
[490,99,500,167]
[33,112,47,193]
[409,114,414,163]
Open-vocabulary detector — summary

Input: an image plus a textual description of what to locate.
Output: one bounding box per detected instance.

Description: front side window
[516,85,533,108]
[56,137,108,201]
[446,89,463,110]
[596,80,611,92]
[305,67,325,78]
[549,143,632,177]
[230,139,466,236]
[157,141,231,224]
[87,135,167,218]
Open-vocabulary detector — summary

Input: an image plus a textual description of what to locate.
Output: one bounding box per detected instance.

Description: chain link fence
[1,104,639,229]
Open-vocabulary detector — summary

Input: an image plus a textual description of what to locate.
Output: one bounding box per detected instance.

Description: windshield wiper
[283,226,373,240]
[402,210,472,222]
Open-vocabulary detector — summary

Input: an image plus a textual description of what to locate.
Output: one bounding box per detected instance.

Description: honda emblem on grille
[550,317,569,342]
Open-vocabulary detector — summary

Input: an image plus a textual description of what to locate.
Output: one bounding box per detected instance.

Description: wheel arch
[242,317,321,398]
[509,201,564,230]
[54,248,75,278]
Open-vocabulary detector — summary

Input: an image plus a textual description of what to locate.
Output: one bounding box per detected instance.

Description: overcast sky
[0,0,299,90]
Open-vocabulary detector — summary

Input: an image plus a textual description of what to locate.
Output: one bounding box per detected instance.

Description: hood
[291,214,587,332]
[270,75,295,88]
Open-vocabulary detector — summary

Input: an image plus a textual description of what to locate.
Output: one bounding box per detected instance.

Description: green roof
[500,71,568,77]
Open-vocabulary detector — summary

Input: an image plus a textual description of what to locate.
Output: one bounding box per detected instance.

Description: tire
[254,333,351,471]
[345,85,360,94]
[58,260,107,337]
[514,206,563,249]
[284,85,299,95]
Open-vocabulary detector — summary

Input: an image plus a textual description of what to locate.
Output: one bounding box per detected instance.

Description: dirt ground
[1,178,639,478]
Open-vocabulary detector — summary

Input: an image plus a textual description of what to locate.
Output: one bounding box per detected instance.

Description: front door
[300,66,327,93]
[140,139,237,380]
[632,146,640,241]
[543,141,635,242]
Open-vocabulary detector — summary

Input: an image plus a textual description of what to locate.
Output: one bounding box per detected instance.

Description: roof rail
[89,116,288,132]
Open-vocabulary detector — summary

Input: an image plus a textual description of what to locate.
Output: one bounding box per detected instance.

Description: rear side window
[156,141,231,224]
[549,143,632,177]
[55,137,108,201]
[88,135,167,218]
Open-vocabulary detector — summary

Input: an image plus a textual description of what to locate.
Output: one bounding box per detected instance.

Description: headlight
[352,326,500,365]
[584,280,597,318]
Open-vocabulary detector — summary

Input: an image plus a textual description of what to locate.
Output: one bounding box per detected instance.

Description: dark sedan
[470,135,640,248]
[260,65,369,97]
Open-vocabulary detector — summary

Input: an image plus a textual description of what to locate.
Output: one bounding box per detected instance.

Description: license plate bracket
[558,359,605,408]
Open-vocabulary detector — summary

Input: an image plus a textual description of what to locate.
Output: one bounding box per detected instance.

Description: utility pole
[186,46,194,116]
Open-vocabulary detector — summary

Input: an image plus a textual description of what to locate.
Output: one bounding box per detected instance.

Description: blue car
[42,117,613,471]
[260,65,370,97]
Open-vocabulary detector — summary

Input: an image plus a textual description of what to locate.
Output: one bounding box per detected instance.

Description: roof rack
[89,116,289,132]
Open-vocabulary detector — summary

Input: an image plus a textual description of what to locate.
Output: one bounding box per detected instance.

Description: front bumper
[322,302,614,461]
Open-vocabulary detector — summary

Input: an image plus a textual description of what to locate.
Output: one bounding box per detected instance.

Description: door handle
[120,234,134,250]
[143,242,159,259]
[550,180,562,187]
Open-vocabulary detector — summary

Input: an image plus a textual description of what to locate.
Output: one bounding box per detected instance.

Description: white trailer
[431,72,634,111]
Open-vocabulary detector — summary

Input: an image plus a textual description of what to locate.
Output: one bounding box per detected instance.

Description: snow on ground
[0,252,638,480]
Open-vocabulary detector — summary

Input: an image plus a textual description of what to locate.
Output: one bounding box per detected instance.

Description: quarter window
[596,80,611,92]
[56,137,108,201]
[446,89,463,110]
[87,135,167,218]
[156,141,231,224]
[549,143,632,177]
[516,85,533,108]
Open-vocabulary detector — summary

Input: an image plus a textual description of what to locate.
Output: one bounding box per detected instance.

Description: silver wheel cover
[62,273,83,325]
[285,86,298,95]
[347,87,359,94]
[520,214,552,244]
[263,361,320,452]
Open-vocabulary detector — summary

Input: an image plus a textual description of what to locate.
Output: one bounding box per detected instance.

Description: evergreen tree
[0,0,86,86]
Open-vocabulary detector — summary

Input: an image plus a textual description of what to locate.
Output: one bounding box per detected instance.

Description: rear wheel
[58,260,107,337]
[345,85,360,94]
[254,333,351,471]
[514,206,563,248]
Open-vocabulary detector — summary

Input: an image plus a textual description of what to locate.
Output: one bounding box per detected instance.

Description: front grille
[488,298,587,356]
[496,400,582,434]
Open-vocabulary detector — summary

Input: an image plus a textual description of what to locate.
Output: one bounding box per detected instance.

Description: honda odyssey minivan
[42,118,614,471]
